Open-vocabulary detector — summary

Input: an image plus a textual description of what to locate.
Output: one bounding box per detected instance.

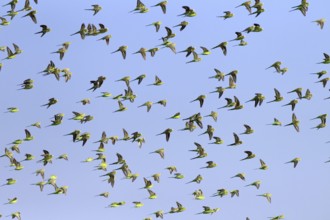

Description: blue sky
[1,0,330,219]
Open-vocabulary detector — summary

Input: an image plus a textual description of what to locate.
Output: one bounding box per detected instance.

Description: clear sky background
[1,0,330,219]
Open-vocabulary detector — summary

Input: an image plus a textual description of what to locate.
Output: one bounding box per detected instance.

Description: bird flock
[0,0,329,220]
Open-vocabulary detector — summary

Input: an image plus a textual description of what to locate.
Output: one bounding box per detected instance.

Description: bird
[315,77,329,88]
[196,206,220,215]
[230,189,240,197]
[317,53,330,64]
[77,98,90,105]
[24,129,34,141]
[311,114,327,124]
[64,130,80,142]
[147,189,157,199]
[170,172,184,180]
[190,143,207,160]
[199,125,214,140]
[230,32,244,42]
[33,168,45,179]
[233,40,248,47]
[113,101,127,113]
[229,96,243,110]
[96,192,109,198]
[77,132,91,146]
[245,180,261,189]
[313,18,325,29]
[212,41,227,55]
[141,177,153,189]
[200,46,211,55]
[204,111,218,122]
[112,46,128,59]
[179,46,195,57]
[132,201,144,208]
[7,212,21,220]
[241,124,254,134]
[190,94,206,107]
[35,24,50,37]
[131,74,146,85]
[150,148,164,159]
[160,40,176,54]
[108,201,126,208]
[268,118,282,126]
[246,93,265,107]
[186,51,202,63]
[102,170,116,187]
[173,21,189,31]
[209,68,225,81]
[165,166,177,174]
[266,61,282,73]
[17,0,33,11]
[192,189,205,200]
[220,98,235,109]
[148,75,163,86]
[288,88,303,99]
[3,0,19,11]
[257,193,272,203]
[51,47,67,60]
[57,154,68,161]
[236,1,252,13]
[282,99,298,111]
[285,113,300,132]
[290,0,309,16]
[267,88,283,103]
[302,89,313,100]
[156,128,172,142]
[31,181,47,192]
[150,173,161,183]
[1,178,16,186]
[201,161,217,169]
[3,46,17,60]
[151,210,164,219]
[218,11,234,19]
[166,112,180,119]
[47,113,64,127]
[256,159,269,170]
[130,0,148,13]
[186,174,203,184]
[71,23,87,39]
[116,76,131,87]
[85,4,102,16]
[97,35,111,45]
[228,133,242,146]
[269,215,285,220]
[311,70,327,78]
[147,21,162,33]
[133,47,147,60]
[166,201,186,214]
[46,175,57,187]
[231,173,245,181]
[70,111,85,121]
[240,151,255,161]
[285,157,301,168]
[17,78,34,90]
[22,10,37,23]
[152,1,167,14]
[38,150,53,166]
[209,136,224,145]
[178,6,196,17]
[211,188,228,197]
[4,197,18,205]
[147,47,159,57]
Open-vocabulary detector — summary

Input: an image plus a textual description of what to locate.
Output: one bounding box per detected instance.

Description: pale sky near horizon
[1,1,330,219]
